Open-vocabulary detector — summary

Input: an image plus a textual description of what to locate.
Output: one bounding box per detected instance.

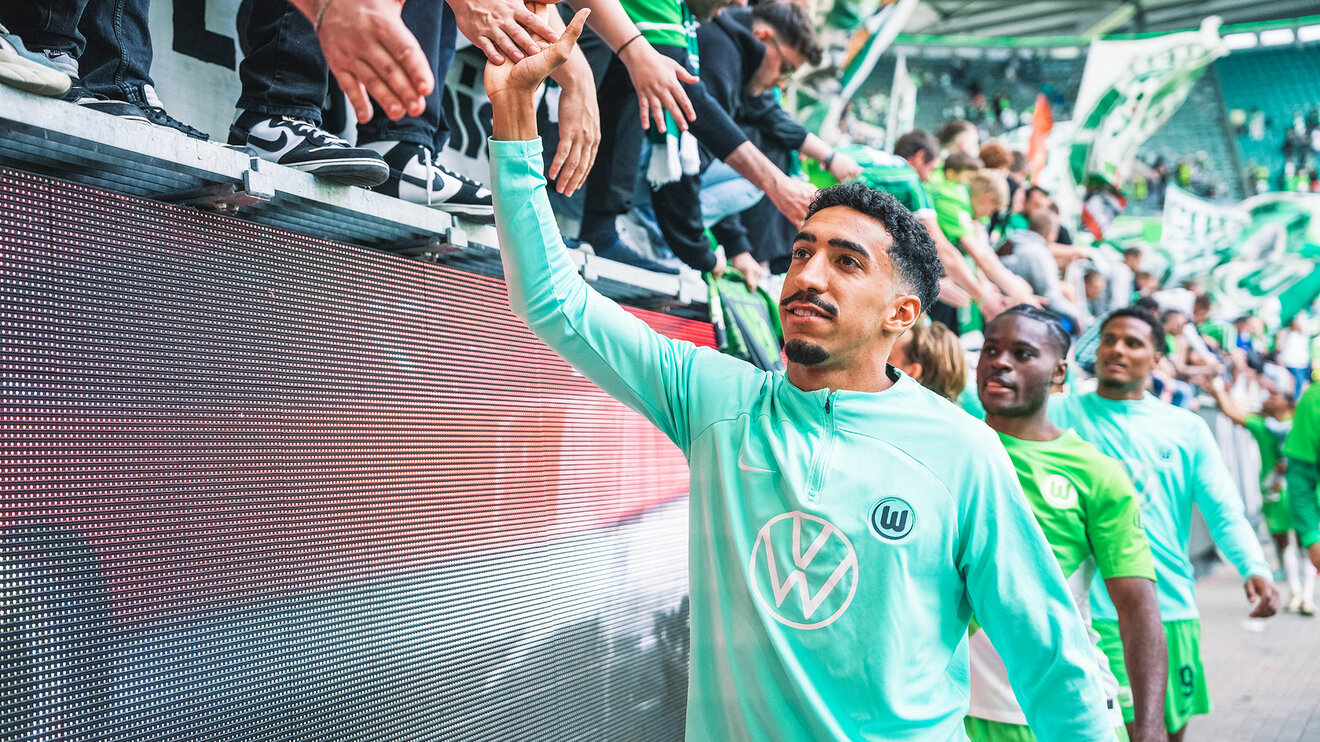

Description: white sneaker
[360,140,493,220]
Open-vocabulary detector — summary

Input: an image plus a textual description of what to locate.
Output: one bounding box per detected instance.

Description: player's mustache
[779,291,839,318]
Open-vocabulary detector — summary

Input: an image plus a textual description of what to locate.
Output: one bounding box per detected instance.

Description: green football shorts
[963,716,1129,741]
[1094,618,1211,733]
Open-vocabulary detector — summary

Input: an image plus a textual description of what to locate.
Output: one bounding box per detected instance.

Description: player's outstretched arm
[485,6,751,450]
[1188,421,1280,617]
[1106,576,1167,742]
[958,444,1112,738]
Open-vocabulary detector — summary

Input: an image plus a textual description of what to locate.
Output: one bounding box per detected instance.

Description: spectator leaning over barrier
[697,2,832,289]
[835,130,995,325]
[1107,247,1142,313]
[937,118,979,160]
[571,0,816,275]
[484,13,1115,737]
[999,210,1080,330]
[2,0,208,137]
[928,163,1039,330]
[1275,314,1314,400]
[1010,185,1075,246]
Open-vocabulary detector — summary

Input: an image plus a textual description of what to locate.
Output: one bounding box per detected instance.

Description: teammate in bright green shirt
[970,306,1165,742]
[486,19,1112,740]
[1284,382,1320,573]
[1049,307,1280,740]
[1205,382,1315,614]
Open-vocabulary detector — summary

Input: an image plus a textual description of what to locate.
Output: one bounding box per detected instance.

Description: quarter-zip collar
[774,365,924,433]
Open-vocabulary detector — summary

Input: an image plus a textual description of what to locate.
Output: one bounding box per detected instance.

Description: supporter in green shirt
[970,306,1166,742]
[1205,382,1315,614]
[926,156,1039,331]
[1284,382,1320,571]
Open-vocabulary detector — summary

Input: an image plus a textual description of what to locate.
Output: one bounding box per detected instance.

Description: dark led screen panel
[0,168,710,741]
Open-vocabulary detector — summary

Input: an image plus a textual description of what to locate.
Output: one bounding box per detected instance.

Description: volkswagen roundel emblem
[749,511,859,630]
[870,497,915,541]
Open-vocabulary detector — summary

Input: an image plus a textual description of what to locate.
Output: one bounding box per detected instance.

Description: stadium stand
[1218,40,1320,191]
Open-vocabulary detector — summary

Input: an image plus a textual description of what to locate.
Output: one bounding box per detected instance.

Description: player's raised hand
[485,5,588,98]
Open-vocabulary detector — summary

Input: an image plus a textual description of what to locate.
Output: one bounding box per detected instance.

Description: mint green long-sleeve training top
[490,138,1110,741]
[1050,392,1272,622]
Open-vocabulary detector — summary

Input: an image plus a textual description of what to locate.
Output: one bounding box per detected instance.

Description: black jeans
[236,0,455,147]
[576,29,748,272]
[2,0,157,105]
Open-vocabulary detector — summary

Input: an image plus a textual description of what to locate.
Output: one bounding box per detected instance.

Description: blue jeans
[236,0,455,147]
[1290,366,1311,399]
[699,160,762,229]
[3,0,157,104]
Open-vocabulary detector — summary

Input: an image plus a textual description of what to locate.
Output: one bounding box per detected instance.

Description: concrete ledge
[0,84,707,313]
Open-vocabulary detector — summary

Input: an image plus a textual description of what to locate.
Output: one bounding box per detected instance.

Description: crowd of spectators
[4,0,1316,381]
[1233,104,1320,195]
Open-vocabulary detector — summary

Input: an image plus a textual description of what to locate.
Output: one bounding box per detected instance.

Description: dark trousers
[577,30,747,272]
[236,0,455,147]
[3,0,156,105]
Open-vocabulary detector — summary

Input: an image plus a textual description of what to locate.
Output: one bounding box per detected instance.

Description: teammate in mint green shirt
[485,19,1111,740]
[970,306,1165,742]
[1284,382,1320,573]
[1049,307,1280,740]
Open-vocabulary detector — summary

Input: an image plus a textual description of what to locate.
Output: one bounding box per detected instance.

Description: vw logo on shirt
[749,511,859,630]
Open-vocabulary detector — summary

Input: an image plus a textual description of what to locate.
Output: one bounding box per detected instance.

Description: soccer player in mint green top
[1284,382,1320,573]
[1049,307,1280,741]
[970,306,1166,742]
[485,11,1111,740]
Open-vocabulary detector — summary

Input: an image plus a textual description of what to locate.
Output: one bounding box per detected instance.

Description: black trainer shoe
[136,104,209,140]
[361,140,493,220]
[133,84,208,139]
[229,111,389,187]
[583,232,681,275]
[63,85,150,123]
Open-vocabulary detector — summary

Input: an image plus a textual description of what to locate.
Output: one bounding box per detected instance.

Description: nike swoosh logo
[399,171,433,190]
[247,129,290,153]
[738,451,773,473]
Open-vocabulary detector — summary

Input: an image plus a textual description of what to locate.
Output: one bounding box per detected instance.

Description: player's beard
[785,339,829,366]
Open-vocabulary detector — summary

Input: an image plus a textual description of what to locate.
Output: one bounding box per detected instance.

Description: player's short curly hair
[805,183,943,313]
[992,304,1073,357]
[1101,306,1168,354]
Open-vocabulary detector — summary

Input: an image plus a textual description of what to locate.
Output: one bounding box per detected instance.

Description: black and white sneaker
[229,111,389,187]
[63,85,150,123]
[135,84,208,140]
[361,140,493,220]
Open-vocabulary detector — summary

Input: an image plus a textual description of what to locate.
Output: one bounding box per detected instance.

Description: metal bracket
[391,226,470,259]
[165,157,275,214]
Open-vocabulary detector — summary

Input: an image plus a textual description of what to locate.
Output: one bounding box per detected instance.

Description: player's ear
[1052,358,1068,387]
[883,294,921,335]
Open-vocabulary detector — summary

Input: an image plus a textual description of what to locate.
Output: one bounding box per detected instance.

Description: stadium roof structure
[903,0,1319,40]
